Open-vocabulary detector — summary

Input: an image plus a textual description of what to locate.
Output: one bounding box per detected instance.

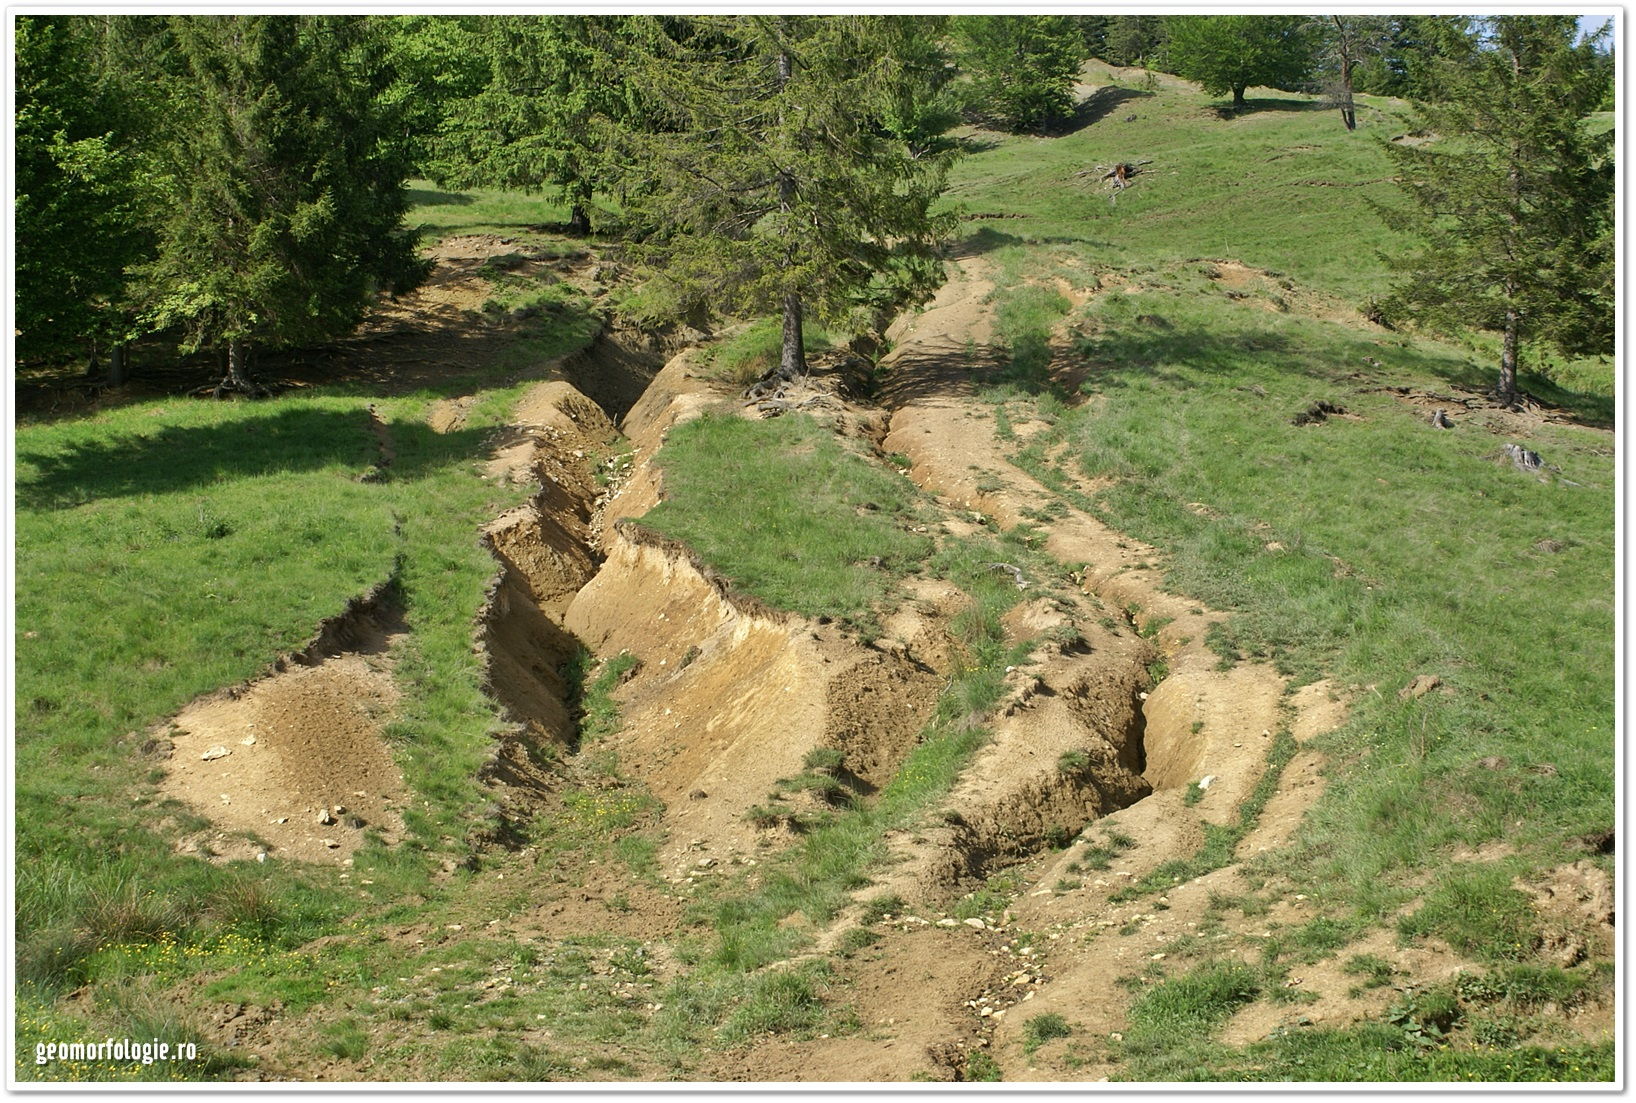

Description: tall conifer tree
[1377,16,1613,404]
[14,16,156,368]
[134,16,425,394]
[613,15,957,380]
[430,15,634,235]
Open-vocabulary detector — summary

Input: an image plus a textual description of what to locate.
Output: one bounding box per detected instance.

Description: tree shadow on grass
[15,301,607,426]
[1213,97,1327,118]
[947,226,1119,260]
[405,186,476,208]
[1518,372,1614,429]
[17,406,494,511]
[1071,318,1616,432]
[1045,86,1156,136]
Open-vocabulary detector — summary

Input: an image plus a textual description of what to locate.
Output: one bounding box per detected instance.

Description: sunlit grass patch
[641,411,933,635]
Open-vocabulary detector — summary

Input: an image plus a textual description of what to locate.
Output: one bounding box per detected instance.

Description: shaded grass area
[407,178,578,242]
[703,317,834,387]
[641,412,934,637]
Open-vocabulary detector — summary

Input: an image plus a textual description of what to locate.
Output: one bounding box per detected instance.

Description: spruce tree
[613,15,958,380]
[14,16,156,368]
[134,16,426,394]
[430,15,634,234]
[950,15,1087,133]
[1103,16,1168,68]
[1377,16,1613,405]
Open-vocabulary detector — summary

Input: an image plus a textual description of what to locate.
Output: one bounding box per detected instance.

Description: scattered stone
[240,735,257,746]
[317,808,336,826]
[964,917,987,930]
[1503,442,1545,473]
[321,838,340,849]
[1398,674,1441,700]
[201,746,231,761]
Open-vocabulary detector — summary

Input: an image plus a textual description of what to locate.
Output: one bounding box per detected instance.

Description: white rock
[1198,775,1216,790]
[201,746,230,761]
[964,917,987,930]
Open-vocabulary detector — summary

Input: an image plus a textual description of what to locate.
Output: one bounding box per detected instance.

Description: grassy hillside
[910,65,1614,1082]
[12,63,1614,1084]
[946,67,1414,298]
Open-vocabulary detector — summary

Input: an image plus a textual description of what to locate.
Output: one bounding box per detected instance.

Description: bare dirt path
[850,256,1353,1078]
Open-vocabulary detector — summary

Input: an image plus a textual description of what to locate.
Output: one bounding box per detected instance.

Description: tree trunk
[775,40,805,379]
[1499,305,1519,406]
[780,293,805,379]
[1339,55,1357,130]
[216,337,261,397]
[1231,85,1246,109]
[107,343,129,386]
[567,181,591,235]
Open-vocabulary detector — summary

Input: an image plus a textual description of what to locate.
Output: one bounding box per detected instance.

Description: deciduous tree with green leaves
[133,15,426,394]
[1164,15,1311,110]
[1377,16,1613,405]
[613,15,958,381]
